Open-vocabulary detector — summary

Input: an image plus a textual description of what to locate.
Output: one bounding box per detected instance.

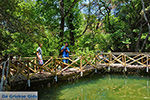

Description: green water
[39,74,150,100]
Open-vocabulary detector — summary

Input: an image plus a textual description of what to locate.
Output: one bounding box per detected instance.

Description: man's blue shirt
[61,46,70,57]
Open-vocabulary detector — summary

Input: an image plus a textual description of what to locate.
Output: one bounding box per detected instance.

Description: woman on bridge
[36,43,44,73]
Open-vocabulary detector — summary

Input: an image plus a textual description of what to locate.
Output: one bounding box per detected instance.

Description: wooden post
[146,55,149,73]
[110,53,112,63]
[95,54,97,66]
[142,55,144,64]
[95,54,97,73]
[108,53,111,72]
[7,58,11,87]
[27,61,30,87]
[34,57,37,72]
[0,61,6,91]
[124,55,127,72]
[122,54,124,65]
[54,58,58,82]
[80,56,83,76]
[5,58,10,87]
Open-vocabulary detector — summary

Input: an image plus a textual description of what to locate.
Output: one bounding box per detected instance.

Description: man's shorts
[62,57,69,63]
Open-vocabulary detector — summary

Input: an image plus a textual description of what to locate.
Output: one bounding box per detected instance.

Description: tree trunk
[68,12,75,45]
[141,0,150,51]
[135,24,143,52]
[60,0,64,43]
[70,28,75,46]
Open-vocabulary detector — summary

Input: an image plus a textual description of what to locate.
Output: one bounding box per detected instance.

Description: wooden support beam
[127,55,146,66]
[57,57,81,75]
[82,56,96,68]
[111,53,123,65]
[34,57,37,72]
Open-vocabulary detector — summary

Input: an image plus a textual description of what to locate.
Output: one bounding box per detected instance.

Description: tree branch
[140,0,150,51]
[64,0,80,17]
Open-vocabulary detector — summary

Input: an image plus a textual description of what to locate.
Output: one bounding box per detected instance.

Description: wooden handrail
[1,52,149,88]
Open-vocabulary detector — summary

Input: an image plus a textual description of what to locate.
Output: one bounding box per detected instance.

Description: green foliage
[0,0,150,58]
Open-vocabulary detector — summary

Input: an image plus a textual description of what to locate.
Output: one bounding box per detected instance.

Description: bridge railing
[100,52,150,66]
[9,52,150,78]
[0,52,150,89]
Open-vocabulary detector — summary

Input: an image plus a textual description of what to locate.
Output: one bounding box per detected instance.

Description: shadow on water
[37,74,150,100]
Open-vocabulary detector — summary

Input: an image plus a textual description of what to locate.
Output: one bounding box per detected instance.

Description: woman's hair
[38,43,42,46]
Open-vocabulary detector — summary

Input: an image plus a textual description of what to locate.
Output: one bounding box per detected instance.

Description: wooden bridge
[0,52,150,90]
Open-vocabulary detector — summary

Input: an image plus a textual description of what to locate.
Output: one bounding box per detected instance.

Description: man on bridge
[61,42,70,63]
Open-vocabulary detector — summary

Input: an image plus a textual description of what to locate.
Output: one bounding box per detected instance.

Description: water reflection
[39,75,150,100]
